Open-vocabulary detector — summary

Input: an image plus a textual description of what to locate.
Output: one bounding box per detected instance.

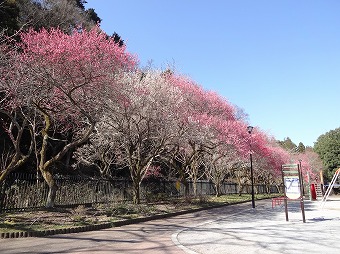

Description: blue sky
[85,0,340,147]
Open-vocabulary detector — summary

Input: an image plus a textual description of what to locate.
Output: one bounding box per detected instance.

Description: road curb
[0,222,112,239]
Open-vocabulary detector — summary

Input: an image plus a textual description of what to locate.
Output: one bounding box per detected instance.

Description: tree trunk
[182,180,189,197]
[132,179,141,204]
[193,180,197,197]
[215,182,221,197]
[178,175,189,197]
[36,107,94,208]
[41,170,58,208]
[238,183,244,196]
[0,114,33,184]
[0,181,6,213]
[275,184,282,194]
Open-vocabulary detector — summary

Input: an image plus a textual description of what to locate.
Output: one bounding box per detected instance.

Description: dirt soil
[0,201,201,233]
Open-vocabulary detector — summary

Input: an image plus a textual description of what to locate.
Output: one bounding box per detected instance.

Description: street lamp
[247,126,255,209]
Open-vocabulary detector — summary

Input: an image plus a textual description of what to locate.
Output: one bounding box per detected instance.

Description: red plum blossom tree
[164,73,252,196]
[1,27,136,207]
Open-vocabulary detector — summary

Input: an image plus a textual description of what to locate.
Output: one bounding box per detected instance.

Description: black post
[247,125,255,209]
[299,159,305,197]
[298,163,306,223]
[250,152,255,208]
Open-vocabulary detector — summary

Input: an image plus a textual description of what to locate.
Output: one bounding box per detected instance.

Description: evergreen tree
[0,0,102,35]
[297,142,306,153]
[75,0,86,10]
[278,137,297,152]
[0,0,20,36]
[112,32,124,47]
[86,8,102,24]
[314,127,340,173]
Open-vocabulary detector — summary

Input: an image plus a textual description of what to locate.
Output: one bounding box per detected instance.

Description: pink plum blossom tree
[163,73,252,196]
[1,27,136,207]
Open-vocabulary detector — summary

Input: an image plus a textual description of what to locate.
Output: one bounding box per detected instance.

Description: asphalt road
[1,197,340,254]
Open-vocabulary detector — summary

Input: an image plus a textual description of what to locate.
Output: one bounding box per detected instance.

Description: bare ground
[0,199,206,233]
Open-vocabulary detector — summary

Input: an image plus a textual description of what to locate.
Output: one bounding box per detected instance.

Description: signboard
[282,164,301,200]
[281,163,306,223]
[284,176,300,199]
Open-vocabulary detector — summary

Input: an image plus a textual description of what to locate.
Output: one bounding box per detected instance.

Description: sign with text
[281,163,306,223]
[282,164,301,199]
[284,176,300,199]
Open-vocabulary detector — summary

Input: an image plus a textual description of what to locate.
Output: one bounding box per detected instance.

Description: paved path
[174,197,340,254]
[1,197,340,253]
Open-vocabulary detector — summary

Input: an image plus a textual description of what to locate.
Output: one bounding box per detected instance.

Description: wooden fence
[0,173,277,211]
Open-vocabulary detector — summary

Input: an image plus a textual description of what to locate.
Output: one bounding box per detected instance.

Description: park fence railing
[0,173,276,212]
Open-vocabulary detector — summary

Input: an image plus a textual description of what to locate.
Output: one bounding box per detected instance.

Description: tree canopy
[0,26,136,206]
[314,127,340,174]
[0,0,101,35]
[278,137,297,151]
[0,0,20,35]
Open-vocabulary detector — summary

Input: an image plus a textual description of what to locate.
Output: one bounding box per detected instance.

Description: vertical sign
[282,164,306,223]
[283,164,301,199]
